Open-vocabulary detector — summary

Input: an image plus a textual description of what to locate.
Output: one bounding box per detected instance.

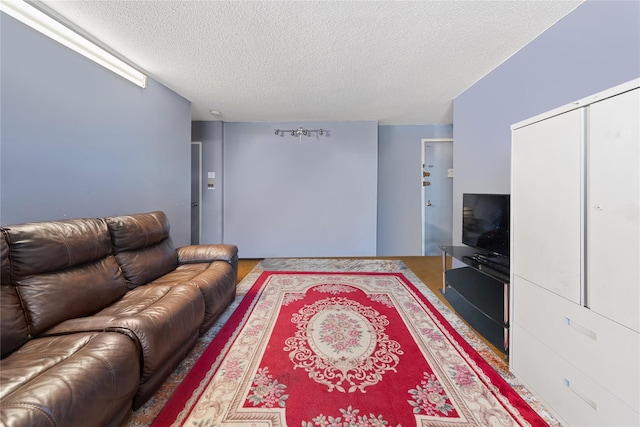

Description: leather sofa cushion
[106,211,178,288]
[1,231,9,286]
[2,219,128,336]
[1,233,30,358]
[18,256,128,335]
[3,218,112,278]
[0,332,139,427]
[114,238,177,289]
[150,261,237,333]
[44,283,205,406]
[107,211,169,252]
[1,285,29,359]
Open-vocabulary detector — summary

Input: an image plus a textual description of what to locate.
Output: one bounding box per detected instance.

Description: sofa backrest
[105,211,178,289]
[1,232,30,358]
[1,218,128,338]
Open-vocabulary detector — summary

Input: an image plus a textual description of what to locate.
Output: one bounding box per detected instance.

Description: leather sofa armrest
[177,244,238,265]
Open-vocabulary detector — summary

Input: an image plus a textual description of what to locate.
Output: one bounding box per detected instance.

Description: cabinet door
[511,109,583,304]
[588,88,639,333]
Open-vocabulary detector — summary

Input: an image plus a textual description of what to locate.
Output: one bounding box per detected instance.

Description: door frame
[191,141,202,244]
[421,138,454,256]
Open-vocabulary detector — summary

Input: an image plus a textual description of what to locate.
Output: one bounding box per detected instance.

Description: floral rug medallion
[153,272,547,427]
[286,291,402,393]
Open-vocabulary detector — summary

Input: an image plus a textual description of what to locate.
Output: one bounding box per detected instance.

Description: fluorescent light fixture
[0,0,147,88]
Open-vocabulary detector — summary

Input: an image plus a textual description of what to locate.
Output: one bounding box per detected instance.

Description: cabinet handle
[564,378,598,410]
[564,317,597,341]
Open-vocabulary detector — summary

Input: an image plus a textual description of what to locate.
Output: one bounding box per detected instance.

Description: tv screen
[462,193,510,258]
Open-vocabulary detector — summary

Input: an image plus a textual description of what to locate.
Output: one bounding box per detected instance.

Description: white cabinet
[510,79,640,426]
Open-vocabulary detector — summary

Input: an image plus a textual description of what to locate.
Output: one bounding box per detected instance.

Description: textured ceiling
[37,0,583,124]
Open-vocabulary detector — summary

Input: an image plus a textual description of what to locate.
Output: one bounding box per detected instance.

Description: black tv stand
[438,245,510,354]
[476,252,497,258]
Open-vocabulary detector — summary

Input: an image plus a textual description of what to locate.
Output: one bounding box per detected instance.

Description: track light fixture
[274,127,325,142]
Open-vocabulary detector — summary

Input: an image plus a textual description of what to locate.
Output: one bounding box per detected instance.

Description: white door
[422,139,453,255]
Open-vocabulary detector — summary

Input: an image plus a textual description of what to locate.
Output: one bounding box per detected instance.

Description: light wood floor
[237,256,506,360]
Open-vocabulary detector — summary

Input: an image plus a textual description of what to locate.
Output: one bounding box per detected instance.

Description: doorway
[421,139,453,255]
[191,142,202,245]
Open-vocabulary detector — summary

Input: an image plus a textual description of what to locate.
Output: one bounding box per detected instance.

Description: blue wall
[452,0,640,246]
[1,13,193,245]
[191,122,454,256]
[377,124,452,255]
[222,121,378,258]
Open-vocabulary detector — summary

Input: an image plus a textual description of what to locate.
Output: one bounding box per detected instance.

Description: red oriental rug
[152,272,547,427]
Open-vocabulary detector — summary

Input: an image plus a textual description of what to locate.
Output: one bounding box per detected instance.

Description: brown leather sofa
[0,211,238,427]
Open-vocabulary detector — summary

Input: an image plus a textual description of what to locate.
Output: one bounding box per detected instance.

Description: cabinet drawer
[512,275,639,412]
[511,324,640,427]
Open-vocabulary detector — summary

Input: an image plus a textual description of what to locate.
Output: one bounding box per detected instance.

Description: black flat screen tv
[462,193,510,259]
